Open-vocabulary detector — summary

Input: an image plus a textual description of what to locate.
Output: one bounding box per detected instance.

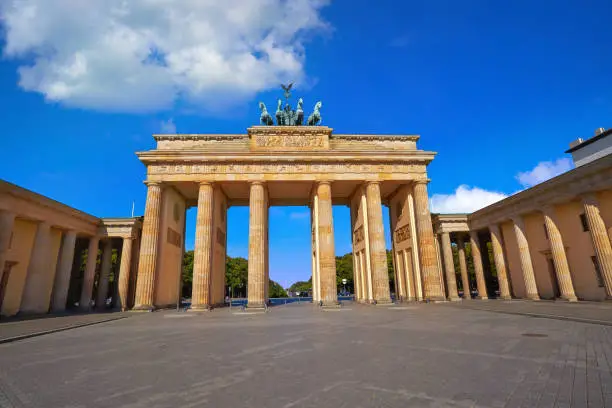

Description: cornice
[0,179,100,225]
[154,134,246,142]
[469,154,612,228]
[136,150,437,163]
[332,134,420,142]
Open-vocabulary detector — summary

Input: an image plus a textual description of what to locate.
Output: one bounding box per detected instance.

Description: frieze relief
[394,225,411,243]
[149,162,423,175]
[353,226,364,244]
[254,135,325,148]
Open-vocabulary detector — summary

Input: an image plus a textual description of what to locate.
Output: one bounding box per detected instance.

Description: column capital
[581,192,599,205]
[250,180,266,186]
[488,223,501,235]
[413,179,431,185]
[364,180,379,187]
[198,181,214,187]
[317,180,332,186]
[144,181,161,187]
[541,204,556,216]
[510,215,525,227]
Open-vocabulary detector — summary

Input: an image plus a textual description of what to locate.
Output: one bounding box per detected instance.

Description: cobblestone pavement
[444,299,612,325]
[0,312,129,343]
[1,302,611,407]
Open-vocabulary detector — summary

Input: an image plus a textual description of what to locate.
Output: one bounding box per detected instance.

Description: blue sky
[1,0,611,287]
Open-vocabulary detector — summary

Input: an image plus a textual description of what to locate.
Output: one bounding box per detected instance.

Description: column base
[189,305,211,312]
[475,296,488,300]
[498,295,512,300]
[321,302,341,309]
[131,304,155,312]
[559,296,578,302]
[373,298,393,305]
[448,297,462,302]
[462,296,472,300]
[247,302,266,309]
[424,296,447,302]
[527,295,540,301]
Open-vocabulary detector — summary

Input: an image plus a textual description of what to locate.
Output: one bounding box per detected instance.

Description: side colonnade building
[426,128,612,302]
[0,180,142,316]
[1,126,611,316]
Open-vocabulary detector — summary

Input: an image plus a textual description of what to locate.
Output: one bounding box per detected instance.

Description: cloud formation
[430,185,508,214]
[289,210,310,220]
[0,0,329,112]
[160,118,176,134]
[515,158,573,188]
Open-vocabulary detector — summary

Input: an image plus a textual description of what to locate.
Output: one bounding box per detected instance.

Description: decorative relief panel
[248,126,330,150]
[394,225,411,243]
[254,135,326,149]
[217,228,226,246]
[167,227,182,248]
[353,226,364,244]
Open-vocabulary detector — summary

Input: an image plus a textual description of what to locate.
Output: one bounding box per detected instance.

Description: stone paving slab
[444,299,612,325]
[1,302,612,407]
[0,312,129,343]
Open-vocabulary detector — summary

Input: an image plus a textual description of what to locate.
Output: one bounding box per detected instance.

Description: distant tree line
[288,251,396,295]
[181,251,288,299]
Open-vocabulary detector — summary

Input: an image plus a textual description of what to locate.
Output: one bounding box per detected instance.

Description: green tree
[225,256,248,297]
[335,253,354,293]
[182,250,194,297]
[269,280,288,298]
[387,249,395,291]
[289,280,312,294]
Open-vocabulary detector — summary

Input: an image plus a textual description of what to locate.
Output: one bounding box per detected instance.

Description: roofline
[565,128,612,153]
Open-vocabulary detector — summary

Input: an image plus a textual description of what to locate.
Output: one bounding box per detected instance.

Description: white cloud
[430,185,508,214]
[160,118,176,134]
[0,0,330,112]
[515,158,573,188]
[289,210,309,220]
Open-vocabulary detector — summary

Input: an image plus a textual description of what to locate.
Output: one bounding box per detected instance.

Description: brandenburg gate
[132,96,444,310]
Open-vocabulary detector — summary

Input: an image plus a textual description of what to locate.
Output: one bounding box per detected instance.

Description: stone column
[95,239,113,310]
[317,181,338,306]
[488,225,512,300]
[360,252,368,302]
[402,249,414,301]
[511,216,540,300]
[456,235,471,300]
[395,251,405,300]
[192,182,215,310]
[542,206,577,301]
[365,182,391,303]
[79,236,100,311]
[20,221,52,314]
[582,194,612,299]
[248,182,267,308]
[51,230,77,312]
[469,231,488,299]
[133,182,163,310]
[440,232,460,301]
[0,210,15,287]
[116,237,134,311]
[413,181,445,301]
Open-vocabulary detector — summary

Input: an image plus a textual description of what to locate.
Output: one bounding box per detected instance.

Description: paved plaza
[1,302,612,408]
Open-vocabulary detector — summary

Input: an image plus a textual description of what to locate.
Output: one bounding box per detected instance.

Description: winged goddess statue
[280,82,293,100]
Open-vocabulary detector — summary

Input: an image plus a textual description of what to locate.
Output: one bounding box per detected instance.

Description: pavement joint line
[232,312,266,315]
[461,306,612,326]
[322,308,352,312]
[0,316,129,345]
